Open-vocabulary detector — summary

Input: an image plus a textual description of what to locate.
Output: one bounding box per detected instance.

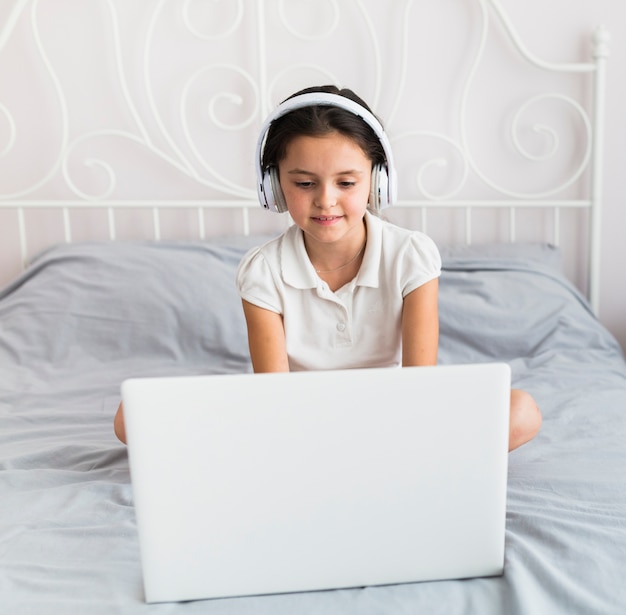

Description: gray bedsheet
[1,239,625,614]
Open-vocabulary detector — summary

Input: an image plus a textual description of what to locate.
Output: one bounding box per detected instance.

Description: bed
[2,1,626,614]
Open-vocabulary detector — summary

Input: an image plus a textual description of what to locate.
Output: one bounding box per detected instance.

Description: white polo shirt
[236,211,441,371]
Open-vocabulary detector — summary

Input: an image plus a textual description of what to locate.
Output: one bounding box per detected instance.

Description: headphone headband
[255,92,397,212]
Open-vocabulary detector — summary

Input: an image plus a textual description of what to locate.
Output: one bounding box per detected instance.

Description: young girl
[114,85,541,450]
[236,85,541,451]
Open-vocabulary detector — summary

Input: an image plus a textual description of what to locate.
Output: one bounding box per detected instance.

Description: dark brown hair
[261,85,386,171]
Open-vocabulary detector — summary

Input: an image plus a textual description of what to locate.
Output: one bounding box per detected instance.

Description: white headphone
[255,92,398,213]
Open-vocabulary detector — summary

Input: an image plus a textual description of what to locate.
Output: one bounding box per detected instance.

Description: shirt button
[336,321,346,332]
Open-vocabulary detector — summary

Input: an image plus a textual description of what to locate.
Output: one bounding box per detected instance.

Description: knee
[114,401,127,444]
[509,389,542,452]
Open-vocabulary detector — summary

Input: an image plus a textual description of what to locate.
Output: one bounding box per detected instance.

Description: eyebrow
[286,168,365,176]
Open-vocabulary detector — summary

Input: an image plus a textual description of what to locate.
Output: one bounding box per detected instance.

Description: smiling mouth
[313,215,342,221]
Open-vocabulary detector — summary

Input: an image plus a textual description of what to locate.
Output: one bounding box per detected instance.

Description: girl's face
[277,132,371,249]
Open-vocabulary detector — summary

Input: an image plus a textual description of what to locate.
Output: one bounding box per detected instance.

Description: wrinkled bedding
[1,238,625,614]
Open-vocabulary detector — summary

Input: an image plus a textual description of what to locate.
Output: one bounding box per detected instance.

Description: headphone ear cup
[369,165,379,212]
[369,164,390,212]
[260,169,274,211]
[268,167,288,213]
[261,167,288,213]
[377,164,390,210]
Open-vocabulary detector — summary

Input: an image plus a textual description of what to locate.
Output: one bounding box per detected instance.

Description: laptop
[122,362,510,603]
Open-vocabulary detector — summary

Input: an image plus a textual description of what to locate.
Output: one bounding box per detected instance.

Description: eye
[295,181,314,188]
[339,181,356,188]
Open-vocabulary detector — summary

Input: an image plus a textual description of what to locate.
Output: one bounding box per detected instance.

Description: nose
[314,182,337,209]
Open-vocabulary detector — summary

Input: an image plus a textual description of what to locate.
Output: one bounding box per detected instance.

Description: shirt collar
[281,224,317,289]
[356,211,382,288]
[280,210,382,290]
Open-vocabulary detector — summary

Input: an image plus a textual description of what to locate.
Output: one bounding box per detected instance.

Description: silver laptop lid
[123,363,510,603]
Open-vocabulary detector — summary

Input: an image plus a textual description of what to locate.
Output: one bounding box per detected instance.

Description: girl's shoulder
[239,225,293,260]
[236,226,298,283]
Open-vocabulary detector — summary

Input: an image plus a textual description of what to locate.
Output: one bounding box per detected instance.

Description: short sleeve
[400,232,442,298]
[236,246,283,314]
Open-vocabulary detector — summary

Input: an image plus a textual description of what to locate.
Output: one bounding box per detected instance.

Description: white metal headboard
[0,0,609,312]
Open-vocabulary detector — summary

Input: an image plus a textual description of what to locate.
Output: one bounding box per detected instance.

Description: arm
[114,301,288,444]
[241,299,290,373]
[401,278,439,367]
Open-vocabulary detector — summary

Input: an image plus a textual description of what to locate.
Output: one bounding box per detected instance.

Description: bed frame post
[589,25,610,315]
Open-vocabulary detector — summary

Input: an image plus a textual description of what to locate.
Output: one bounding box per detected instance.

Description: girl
[236,85,541,451]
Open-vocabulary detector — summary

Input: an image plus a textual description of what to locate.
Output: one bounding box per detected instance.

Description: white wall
[0,0,624,350]
[499,0,626,351]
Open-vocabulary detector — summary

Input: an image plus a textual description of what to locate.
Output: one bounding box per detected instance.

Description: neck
[305,220,368,276]
[313,240,366,274]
